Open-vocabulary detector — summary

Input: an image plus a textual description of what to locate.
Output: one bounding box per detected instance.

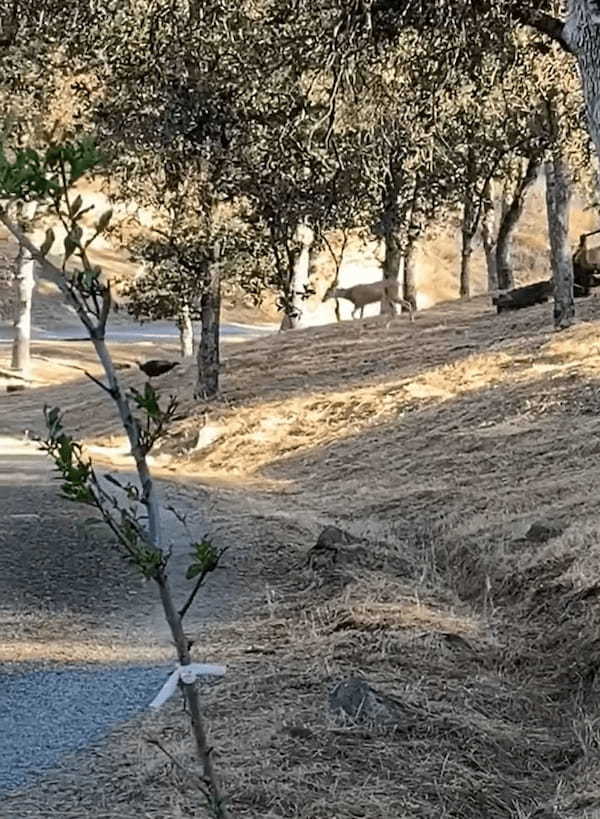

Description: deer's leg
[393,297,415,322]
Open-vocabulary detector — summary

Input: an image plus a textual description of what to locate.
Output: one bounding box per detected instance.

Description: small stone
[306,526,362,569]
[525,520,564,544]
[285,725,313,740]
[329,678,404,724]
[315,525,354,550]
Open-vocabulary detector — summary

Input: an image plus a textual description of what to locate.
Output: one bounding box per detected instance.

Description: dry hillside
[5,292,600,817]
[2,178,599,332]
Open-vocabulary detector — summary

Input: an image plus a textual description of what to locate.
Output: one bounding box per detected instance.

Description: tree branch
[178,547,228,620]
[146,737,211,799]
[0,0,19,46]
[513,6,572,53]
[97,289,112,336]
[84,370,115,396]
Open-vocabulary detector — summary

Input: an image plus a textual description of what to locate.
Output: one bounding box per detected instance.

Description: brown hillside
[4,293,600,816]
[2,180,599,332]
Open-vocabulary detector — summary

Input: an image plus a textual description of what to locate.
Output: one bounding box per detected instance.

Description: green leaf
[40,228,55,257]
[185,563,203,580]
[70,194,83,216]
[96,209,112,233]
[191,538,218,571]
[64,235,77,261]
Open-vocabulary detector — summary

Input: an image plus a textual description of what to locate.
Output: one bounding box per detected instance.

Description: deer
[323,279,415,321]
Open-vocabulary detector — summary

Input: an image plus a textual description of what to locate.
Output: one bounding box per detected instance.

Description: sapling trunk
[0,207,230,818]
[156,574,229,817]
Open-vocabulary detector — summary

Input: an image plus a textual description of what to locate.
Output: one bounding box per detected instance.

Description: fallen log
[492,280,552,313]
[573,259,600,296]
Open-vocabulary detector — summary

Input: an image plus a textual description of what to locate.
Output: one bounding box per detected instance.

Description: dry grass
[8,293,600,816]
[0,609,173,666]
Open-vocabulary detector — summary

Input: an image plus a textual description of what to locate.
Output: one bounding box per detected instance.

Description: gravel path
[0,664,169,793]
[0,436,231,799]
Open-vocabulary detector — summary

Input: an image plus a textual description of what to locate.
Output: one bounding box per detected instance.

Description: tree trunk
[460,195,475,299]
[196,266,221,399]
[280,223,313,330]
[11,243,35,375]
[382,173,420,313]
[382,229,403,315]
[460,148,481,299]
[545,157,574,330]
[459,238,473,298]
[496,154,542,292]
[567,3,600,162]
[495,237,513,292]
[481,179,497,292]
[403,237,418,309]
[177,304,194,359]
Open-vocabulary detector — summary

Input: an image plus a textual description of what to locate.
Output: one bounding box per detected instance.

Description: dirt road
[0,432,249,795]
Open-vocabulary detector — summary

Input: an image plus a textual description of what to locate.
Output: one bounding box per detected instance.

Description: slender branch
[98,289,112,335]
[178,547,228,620]
[84,370,115,396]
[146,737,211,799]
[178,569,211,620]
[470,134,546,242]
[580,228,600,241]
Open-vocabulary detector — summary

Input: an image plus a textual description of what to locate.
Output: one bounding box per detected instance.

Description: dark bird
[136,359,180,378]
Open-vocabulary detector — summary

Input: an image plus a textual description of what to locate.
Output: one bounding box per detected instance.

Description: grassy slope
[2,182,598,329]
[6,294,600,817]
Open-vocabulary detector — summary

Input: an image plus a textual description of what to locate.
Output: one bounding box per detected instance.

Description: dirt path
[0,434,255,663]
[0,432,261,797]
[0,436,155,663]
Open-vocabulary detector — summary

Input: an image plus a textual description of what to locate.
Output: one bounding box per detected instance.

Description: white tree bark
[566,2,600,159]
[11,243,35,375]
[481,179,497,291]
[177,304,194,359]
[280,223,314,330]
[545,158,575,330]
